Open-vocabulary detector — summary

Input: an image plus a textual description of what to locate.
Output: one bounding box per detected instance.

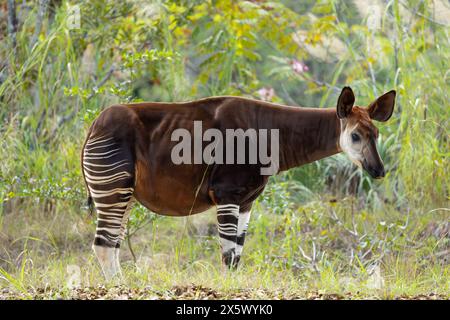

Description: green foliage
[0,0,448,297]
[1,0,448,207]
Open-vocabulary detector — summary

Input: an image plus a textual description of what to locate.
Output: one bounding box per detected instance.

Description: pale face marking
[339,122,364,168]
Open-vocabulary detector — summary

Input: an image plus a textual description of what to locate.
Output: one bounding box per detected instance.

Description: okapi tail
[86,195,94,216]
[81,126,95,216]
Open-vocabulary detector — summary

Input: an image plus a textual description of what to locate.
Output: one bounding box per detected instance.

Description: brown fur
[82,89,395,217]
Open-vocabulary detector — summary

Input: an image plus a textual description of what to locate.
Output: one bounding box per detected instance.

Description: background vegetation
[0,0,448,299]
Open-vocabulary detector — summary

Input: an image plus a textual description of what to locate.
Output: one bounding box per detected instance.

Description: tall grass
[0,0,448,298]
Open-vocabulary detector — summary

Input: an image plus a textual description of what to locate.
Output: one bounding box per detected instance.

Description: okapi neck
[278,107,341,172]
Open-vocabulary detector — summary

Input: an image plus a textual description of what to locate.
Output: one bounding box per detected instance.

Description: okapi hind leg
[82,134,135,281]
[114,197,135,276]
[216,204,239,269]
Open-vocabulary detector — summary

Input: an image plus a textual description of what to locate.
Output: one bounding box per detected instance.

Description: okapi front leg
[235,210,251,265]
[216,204,239,269]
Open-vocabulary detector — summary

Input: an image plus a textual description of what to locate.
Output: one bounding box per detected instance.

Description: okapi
[81,86,396,279]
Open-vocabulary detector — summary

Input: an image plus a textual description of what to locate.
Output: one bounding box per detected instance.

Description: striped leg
[82,135,134,280]
[114,197,135,275]
[216,204,239,269]
[235,210,251,264]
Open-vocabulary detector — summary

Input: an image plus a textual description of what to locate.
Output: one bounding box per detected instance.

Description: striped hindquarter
[83,134,135,247]
[82,134,135,279]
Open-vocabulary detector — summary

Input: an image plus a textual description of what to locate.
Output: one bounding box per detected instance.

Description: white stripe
[218,230,237,236]
[95,202,128,209]
[103,208,123,215]
[92,192,132,200]
[217,204,239,209]
[237,211,250,235]
[83,164,130,174]
[86,134,110,142]
[97,214,123,223]
[217,211,239,216]
[86,136,114,145]
[218,223,238,228]
[96,227,121,234]
[83,169,130,181]
[98,212,125,218]
[219,238,236,253]
[88,187,133,197]
[84,148,121,157]
[217,212,239,219]
[84,142,117,152]
[95,234,119,242]
[85,172,131,184]
[97,219,122,227]
[83,159,129,168]
[218,226,237,232]
[83,151,121,160]
[95,234,111,242]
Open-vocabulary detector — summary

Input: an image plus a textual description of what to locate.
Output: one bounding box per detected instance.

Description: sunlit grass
[0,0,448,300]
[0,199,448,299]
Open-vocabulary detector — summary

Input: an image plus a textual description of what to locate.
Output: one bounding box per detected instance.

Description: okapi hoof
[230,255,241,270]
[222,251,240,270]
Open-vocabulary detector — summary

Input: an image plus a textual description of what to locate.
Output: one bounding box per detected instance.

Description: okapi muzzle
[336,86,396,179]
[362,139,385,179]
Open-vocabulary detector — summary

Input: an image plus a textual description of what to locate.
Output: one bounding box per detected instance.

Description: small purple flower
[291,59,309,73]
[257,87,275,101]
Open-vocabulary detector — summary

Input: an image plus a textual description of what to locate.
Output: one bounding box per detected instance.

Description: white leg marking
[220,238,236,253]
[93,244,118,281]
[114,248,122,278]
[236,211,251,256]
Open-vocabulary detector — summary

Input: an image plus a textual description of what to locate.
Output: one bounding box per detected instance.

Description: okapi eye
[351,133,360,143]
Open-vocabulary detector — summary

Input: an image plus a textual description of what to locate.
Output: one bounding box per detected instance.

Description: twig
[301,74,341,93]
[298,245,312,261]
[45,66,115,143]
[86,66,115,100]
[399,0,449,27]
[329,207,358,237]
[127,218,154,238]
[280,83,300,106]
[126,227,137,264]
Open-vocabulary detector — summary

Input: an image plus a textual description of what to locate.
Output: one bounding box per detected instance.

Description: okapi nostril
[375,168,385,178]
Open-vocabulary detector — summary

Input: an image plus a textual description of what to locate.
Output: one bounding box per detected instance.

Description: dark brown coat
[83,96,341,216]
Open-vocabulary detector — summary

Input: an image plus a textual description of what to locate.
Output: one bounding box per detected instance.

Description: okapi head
[336,86,396,179]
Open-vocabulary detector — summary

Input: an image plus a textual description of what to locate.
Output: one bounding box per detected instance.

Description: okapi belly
[133,159,213,216]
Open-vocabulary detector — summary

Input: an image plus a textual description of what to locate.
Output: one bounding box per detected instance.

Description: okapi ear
[336,86,355,119]
[368,90,396,122]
